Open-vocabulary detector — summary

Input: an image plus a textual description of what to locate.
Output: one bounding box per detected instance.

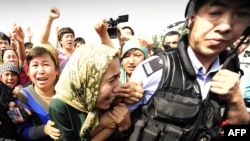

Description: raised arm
[94,19,115,48]
[12,24,25,64]
[26,27,33,43]
[40,6,60,46]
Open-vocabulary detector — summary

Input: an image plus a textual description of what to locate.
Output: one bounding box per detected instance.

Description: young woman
[120,38,149,83]
[2,49,29,86]
[49,43,131,140]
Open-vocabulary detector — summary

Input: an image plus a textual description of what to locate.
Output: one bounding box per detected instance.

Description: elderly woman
[16,44,60,140]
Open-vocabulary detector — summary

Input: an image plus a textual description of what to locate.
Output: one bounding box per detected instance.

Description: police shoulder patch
[142,57,163,77]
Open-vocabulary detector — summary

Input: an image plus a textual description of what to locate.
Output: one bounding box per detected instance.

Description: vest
[127,35,242,141]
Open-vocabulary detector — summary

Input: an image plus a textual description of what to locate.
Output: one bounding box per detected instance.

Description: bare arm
[54,26,60,48]
[12,24,25,64]
[94,19,115,48]
[40,6,60,46]
[90,111,116,141]
[26,27,33,43]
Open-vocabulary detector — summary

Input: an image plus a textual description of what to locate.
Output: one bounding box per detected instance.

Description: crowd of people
[0,0,250,140]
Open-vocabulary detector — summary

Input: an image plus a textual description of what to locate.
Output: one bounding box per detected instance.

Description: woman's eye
[209,11,222,16]
[31,64,38,67]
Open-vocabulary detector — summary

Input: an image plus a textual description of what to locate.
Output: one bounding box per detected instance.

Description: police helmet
[184,0,250,37]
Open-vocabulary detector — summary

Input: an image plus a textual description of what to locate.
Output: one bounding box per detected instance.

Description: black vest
[127,35,241,141]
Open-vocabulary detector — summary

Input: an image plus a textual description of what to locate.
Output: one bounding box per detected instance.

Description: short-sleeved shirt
[127,47,220,112]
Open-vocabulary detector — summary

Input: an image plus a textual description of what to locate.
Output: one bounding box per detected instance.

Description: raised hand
[94,19,109,38]
[50,6,60,20]
[12,24,24,44]
[26,27,33,39]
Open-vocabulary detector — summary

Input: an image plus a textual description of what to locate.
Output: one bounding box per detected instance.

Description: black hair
[1,49,19,63]
[57,27,75,42]
[74,37,85,47]
[162,30,181,47]
[0,32,10,45]
[26,47,59,70]
[164,31,180,38]
[24,42,33,49]
[122,26,135,35]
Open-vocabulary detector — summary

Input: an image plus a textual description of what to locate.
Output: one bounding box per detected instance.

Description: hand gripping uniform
[127,34,242,141]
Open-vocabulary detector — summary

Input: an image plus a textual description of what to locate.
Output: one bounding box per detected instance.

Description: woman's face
[2,50,19,67]
[1,71,19,88]
[122,49,145,76]
[95,57,120,110]
[28,53,59,91]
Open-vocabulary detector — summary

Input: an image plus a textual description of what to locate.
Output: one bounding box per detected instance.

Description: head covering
[23,44,60,75]
[0,62,20,76]
[120,39,148,83]
[53,43,119,137]
[121,38,148,59]
[34,44,59,68]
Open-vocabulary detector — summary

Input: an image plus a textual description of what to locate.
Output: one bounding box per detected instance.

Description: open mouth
[37,77,48,82]
[107,96,115,100]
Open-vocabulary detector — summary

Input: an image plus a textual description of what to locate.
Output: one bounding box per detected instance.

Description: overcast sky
[0,0,187,44]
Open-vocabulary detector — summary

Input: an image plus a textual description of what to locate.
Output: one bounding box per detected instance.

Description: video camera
[107,14,129,39]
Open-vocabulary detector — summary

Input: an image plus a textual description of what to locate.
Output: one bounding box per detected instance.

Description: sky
[0,0,187,45]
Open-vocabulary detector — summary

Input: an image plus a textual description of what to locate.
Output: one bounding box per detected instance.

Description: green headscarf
[53,43,119,137]
[120,39,148,83]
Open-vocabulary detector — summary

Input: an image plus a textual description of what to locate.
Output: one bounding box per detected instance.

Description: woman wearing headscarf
[0,62,22,140]
[16,44,61,140]
[49,43,131,140]
[94,19,146,106]
[119,38,149,83]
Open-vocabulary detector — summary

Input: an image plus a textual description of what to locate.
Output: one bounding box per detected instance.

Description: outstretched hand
[12,24,24,44]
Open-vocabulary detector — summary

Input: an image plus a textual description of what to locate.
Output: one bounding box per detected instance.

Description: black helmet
[184,0,209,22]
[185,0,210,19]
[167,0,203,29]
[185,0,196,19]
[184,0,250,36]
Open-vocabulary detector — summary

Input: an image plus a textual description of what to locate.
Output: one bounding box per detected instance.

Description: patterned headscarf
[53,43,119,137]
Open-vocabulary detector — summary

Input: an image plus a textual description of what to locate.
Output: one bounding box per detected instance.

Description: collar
[187,47,220,75]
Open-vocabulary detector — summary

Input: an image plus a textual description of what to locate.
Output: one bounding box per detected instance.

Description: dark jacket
[0,82,19,140]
